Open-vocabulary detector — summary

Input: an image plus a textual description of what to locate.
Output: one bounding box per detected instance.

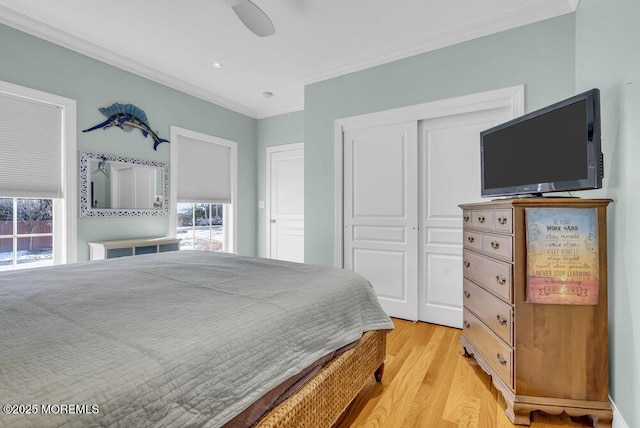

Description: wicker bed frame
[255,329,387,427]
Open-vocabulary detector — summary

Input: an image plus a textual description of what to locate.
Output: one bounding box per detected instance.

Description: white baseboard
[611,396,630,428]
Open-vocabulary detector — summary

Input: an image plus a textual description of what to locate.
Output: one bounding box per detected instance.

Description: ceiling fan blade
[232,0,275,37]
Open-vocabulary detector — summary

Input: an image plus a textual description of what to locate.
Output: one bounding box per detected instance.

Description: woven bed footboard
[255,329,387,428]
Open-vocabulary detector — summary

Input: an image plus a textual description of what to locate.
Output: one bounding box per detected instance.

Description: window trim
[0,80,77,264]
[169,126,237,253]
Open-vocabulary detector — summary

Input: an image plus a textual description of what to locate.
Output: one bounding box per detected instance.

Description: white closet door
[418,107,514,328]
[133,166,155,209]
[344,122,419,321]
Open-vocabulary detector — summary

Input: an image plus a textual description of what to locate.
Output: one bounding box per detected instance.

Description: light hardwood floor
[336,319,599,428]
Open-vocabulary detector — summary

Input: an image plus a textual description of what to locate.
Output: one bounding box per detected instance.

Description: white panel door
[110,166,133,209]
[344,122,418,321]
[133,166,155,209]
[110,165,155,209]
[268,145,304,262]
[418,107,513,328]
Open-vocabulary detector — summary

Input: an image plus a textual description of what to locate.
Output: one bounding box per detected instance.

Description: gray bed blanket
[0,251,393,427]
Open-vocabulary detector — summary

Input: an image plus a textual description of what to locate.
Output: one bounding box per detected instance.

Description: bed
[0,251,393,427]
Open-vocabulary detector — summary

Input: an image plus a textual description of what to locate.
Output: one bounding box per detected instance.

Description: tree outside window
[0,198,54,270]
[177,203,225,252]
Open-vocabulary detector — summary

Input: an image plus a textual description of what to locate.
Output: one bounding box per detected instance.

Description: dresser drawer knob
[463,321,471,329]
[496,314,507,326]
[463,215,470,222]
[467,236,475,243]
[464,260,471,268]
[490,241,500,250]
[496,274,506,285]
[497,216,508,225]
[464,291,471,298]
[496,353,507,366]
[478,215,486,224]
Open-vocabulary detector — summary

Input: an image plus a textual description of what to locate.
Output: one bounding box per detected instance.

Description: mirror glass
[80,151,168,217]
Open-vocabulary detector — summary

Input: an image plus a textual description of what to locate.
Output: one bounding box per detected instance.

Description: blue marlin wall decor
[82,103,169,150]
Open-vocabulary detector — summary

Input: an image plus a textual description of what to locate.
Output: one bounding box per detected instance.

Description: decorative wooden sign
[525,207,599,305]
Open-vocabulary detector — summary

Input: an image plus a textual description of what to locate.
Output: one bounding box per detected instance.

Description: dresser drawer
[494,209,512,233]
[463,250,512,303]
[463,230,482,251]
[463,279,513,345]
[481,233,512,261]
[463,208,513,233]
[471,210,494,231]
[462,210,472,227]
[463,310,513,388]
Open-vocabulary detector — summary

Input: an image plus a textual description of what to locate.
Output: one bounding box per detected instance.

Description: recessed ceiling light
[262,91,274,98]
[212,62,222,69]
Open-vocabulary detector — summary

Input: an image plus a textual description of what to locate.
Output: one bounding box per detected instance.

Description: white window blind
[0,92,63,198]
[176,135,232,203]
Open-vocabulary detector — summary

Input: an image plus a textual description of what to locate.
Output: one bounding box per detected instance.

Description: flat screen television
[480,88,602,198]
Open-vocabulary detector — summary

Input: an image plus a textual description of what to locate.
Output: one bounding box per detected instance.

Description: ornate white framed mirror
[79,151,168,217]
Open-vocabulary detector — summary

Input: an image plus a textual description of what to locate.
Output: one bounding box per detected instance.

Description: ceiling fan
[227,0,276,37]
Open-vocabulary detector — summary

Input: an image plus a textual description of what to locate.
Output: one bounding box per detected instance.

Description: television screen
[480,89,601,197]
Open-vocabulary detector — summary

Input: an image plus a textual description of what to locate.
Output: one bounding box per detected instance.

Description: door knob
[270,219,276,223]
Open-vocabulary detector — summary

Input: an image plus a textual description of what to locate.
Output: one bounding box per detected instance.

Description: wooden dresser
[458,198,612,427]
[89,237,181,260]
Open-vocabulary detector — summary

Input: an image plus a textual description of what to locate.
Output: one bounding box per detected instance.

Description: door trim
[334,85,525,267]
[266,142,304,259]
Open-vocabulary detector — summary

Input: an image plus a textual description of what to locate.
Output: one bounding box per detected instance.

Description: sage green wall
[576,1,640,426]
[304,14,576,266]
[0,23,258,261]
[256,110,304,257]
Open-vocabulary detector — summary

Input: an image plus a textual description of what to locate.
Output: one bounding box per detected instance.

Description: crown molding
[0,5,259,118]
[255,102,304,119]
[0,1,579,119]
[302,0,576,85]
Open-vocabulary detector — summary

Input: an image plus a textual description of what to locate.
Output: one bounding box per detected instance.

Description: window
[176,203,227,251]
[170,127,237,253]
[0,198,54,271]
[0,80,77,268]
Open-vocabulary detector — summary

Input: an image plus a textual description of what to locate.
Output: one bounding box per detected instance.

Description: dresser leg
[374,363,385,383]
[507,403,532,426]
[591,413,613,428]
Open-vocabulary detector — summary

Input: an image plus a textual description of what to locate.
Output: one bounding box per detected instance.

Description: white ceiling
[0,0,577,119]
